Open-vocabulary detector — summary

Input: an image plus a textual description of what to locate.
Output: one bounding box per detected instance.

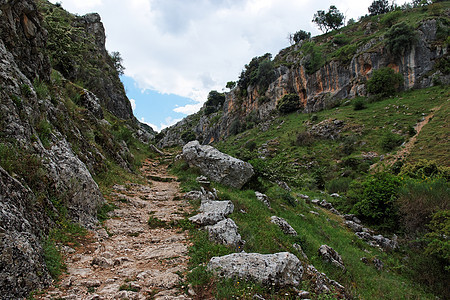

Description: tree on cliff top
[312,5,344,33]
[368,0,391,16]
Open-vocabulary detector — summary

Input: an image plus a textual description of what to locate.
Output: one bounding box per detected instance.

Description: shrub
[399,160,450,180]
[352,172,401,230]
[326,177,353,193]
[385,22,417,57]
[380,130,404,152]
[276,94,301,114]
[424,210,450,270]
[367,67,403,97]
[398,177,449,234]
[291,30,311,43]
[229,119,241,135]
[369,0,391,16]
[380,10,402,27]
[205,90,225,115]
[302,42,325,74]
[353,98,367,110]
[181,130,196,143]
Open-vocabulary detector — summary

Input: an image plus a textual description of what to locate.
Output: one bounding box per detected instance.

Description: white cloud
[50,0,373,118]
[140,116,182,132]
[129,98,136,110]
[173,102,204,115]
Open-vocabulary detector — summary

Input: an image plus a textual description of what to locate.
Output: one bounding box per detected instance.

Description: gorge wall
[0,0,152,297]
[158,17,448,148]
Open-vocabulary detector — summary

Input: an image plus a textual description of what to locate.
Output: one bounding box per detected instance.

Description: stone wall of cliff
[0,1,150,297]
[158,15,449,148]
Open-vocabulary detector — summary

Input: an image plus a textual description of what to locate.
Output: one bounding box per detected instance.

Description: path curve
[39,157,192,300]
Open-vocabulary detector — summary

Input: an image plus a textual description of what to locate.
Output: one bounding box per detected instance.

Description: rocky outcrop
[205,218,244,249]
[318,245,345,271]
[304,265,346,298]
[0,167,52,298]
[182,141,254,189]
[255,191,271,208]
[207,252,303,287]
[159,18,448,148]
[0,1,151,297]
[271,216,298,236]
[189,200,234,225]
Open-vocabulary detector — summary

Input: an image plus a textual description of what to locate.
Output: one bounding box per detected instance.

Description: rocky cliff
[0,1,152,298]
[158,10,449,148]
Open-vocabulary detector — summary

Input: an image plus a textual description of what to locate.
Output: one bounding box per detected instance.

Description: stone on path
[182,140,254,189]
[207,252,303,287]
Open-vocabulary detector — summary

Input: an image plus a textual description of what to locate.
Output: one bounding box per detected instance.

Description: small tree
[205,90,225,115]
[276,94,301,114]
[385,22,417,57]
[312,5,344,33]
[289,30,311,45]
[110,51,125,75]
[367,67,403,97]
[226,81,236,90]
[368,0,391,16]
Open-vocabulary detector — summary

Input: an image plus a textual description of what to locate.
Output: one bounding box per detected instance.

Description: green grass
[173,161,436,298]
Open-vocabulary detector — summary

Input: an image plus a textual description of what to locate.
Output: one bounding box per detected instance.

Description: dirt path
[39,157,193,300]
[372,105,442,170]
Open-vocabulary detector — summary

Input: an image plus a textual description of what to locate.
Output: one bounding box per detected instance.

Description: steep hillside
[0,1,154,298]
[158,2,449,147]
[160,3,449,299]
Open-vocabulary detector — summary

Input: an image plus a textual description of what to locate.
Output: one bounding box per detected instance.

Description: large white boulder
[182,141,254,189]
[207,252,303,287]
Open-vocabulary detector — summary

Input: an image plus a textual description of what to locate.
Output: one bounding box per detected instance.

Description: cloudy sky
[49,0,379,131]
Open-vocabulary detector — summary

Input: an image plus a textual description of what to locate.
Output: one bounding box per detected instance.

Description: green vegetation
[385,22,418,57]
[312,5,344,33]
[205,90,225,115]
[367,67,404,97]
[191,85,449,298]
[276,94,301,114]
[238,53,276,96]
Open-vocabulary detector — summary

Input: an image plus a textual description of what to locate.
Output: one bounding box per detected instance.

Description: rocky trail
[38,156,193,300]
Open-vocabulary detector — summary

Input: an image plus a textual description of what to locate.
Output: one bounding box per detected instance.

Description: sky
[49,0,378,131]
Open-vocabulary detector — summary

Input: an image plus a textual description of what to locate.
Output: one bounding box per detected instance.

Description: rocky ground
[37,157,193,300]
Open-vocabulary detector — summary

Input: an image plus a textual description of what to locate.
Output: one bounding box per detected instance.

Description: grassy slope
[172,85,448,299]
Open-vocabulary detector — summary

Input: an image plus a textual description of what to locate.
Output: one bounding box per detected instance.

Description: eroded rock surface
[208,252,303,287]
[271,216,298,236]
[205,218,244,249]
[182,140,254,189]
[37,159,192,299]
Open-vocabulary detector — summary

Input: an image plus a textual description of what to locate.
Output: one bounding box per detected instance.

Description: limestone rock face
[0,167,52,298]
[205,218,244,249]
[182,141,254,189]
[318,245,345,271]
[189,200,234,225]
[208,252,303,287]
[158,18,448,148]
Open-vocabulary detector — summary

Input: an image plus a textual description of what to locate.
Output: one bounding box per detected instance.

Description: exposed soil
[38,157,193,299]
[372,105,443,170]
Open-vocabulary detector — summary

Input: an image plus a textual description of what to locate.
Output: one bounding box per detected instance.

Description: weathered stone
[255,191,271,208]
[208,252,303,287]
[319,199,333,210]
[304,265,346,297]
[344,220,364,232]
[271,216,298,236]
[318,245,345,271]
[293,243,308,259]
[205,218,244,249]
[189,200,234,225]
[182,141,254,189]
[373,258,384,271]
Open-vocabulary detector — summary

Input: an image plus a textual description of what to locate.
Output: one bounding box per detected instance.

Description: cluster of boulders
[187,186,244,250]
[308,194,398,251]
[182,142,348,297]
